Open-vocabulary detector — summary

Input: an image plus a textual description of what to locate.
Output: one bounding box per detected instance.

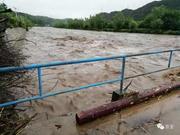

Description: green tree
[112,12,125,30]
[161,10,180,30]
[88,15,107,30]
[140,6,180,30]
[53,20,67,28]
[150,19,163,29]
[0,3,7,11]
[67,19,84,29]
[128,19,138,29]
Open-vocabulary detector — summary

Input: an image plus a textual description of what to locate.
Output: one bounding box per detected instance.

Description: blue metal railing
[0,48,180,107]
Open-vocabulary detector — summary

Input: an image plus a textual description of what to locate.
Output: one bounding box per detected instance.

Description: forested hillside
[92,0,180,20]
[0,3,60,28]
[1,0,180,34]
[122,0,180,20]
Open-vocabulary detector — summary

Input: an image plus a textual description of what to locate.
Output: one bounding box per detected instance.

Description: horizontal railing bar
[125,65,180,80]
[172,49,180,52]
[55,78,121,93]
[0,95,41,108]
[126,68,167,80]
[125,49,172,57]
[0,49,179,73]
[0,65,180,107]
[0,78,122,107]
[0,56,123,73]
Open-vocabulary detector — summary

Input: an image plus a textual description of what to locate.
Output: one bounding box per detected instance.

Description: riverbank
[54,27,180,35]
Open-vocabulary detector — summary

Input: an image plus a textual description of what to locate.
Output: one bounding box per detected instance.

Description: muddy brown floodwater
[7,27,180,135]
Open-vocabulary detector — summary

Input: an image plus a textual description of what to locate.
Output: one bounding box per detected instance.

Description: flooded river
[7,27,180,135]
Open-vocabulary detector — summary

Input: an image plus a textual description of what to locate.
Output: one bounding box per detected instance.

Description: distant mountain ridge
[13,0,180,24]
[97,0,180,20]
[18,12,56,26]
[2,0,180,26]
[122,0,180,20]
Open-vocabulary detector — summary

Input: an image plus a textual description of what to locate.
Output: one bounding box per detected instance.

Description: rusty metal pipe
[76,82,180,125]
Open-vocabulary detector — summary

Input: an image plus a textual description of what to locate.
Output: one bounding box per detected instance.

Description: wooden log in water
[76,82,180,125]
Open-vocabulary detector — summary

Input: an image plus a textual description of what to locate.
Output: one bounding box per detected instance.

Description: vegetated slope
[99,0,180,20]
[1,3,69,28]
[2,0,180,26]
[18,13,58,26]
[122,0,180,20]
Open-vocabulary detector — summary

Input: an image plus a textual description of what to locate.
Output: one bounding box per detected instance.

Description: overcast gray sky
[2,0,158,19]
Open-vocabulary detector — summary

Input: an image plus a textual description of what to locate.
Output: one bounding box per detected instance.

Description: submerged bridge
[0,48,180,108]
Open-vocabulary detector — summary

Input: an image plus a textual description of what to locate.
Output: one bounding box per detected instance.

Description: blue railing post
[120,57,126,94]
[37,67,43,96]
[168,50,173,68]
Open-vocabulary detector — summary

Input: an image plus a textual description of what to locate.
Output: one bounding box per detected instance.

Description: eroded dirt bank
[7,27,180,135]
